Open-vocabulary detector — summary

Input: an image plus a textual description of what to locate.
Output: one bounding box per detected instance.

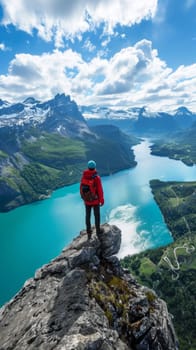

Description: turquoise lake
[0,139,195,306]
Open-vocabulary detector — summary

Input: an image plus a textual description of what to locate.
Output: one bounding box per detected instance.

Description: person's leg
[85,205,92,238]
[93,205,101,235]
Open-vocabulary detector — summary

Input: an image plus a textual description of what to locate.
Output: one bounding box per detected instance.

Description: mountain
[88,125,138,174]
[0,224,179,350]
[0,99,9,107]
[132,110,177,135]
[0,94,138,212]
[80,105,138,133]
[0,94,90,138]
[80,105,140,121]
[81,105,196,135]
[173,106,195,129]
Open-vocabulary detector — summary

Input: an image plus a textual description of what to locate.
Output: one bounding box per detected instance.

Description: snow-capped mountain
[0,99,9,108]
[80,104,196,134]
[172,107,195,129]
[0,93,91,138]
[81,104,195,121]
[80,105,141,120]
[0,94,195,135]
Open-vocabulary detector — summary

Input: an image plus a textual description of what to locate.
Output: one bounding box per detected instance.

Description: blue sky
[0,0,195,111]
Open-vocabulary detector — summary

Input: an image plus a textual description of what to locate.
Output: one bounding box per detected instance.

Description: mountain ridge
[0,224,179,350]
[81,104,196,134]
[1,94,195,131]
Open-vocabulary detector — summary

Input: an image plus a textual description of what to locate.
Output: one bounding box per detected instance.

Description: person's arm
[97,176,104,206]
[80,176,84,199]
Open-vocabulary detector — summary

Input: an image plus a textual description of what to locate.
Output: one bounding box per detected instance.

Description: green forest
[150,125,196,166]
[0,129,138,212]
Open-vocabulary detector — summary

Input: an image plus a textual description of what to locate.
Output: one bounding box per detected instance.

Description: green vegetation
[85,137,136,175]
[0,128,138,211]
[150,180,196,240]
[121,180,196,349]
[21,132,87,168]
[0,132,89,211]
[87,264,156,347]
[151,126,196,166]
[89,125,138,174]
[0,150,8,159]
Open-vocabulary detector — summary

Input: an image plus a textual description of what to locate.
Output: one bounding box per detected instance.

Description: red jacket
[80,169,104,206]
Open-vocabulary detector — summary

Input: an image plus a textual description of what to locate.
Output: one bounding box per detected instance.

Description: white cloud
[0,42,9,51]
[0,40,195,112]
[0,49,84,102]
[101,37,111,47]
[95,40,157,95]
[92,40,196,111]
[0,0,158,46]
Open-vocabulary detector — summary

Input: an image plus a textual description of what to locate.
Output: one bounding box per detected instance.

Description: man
[80,160,104,240]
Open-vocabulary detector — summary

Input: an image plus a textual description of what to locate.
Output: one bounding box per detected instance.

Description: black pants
[85,204,100,234]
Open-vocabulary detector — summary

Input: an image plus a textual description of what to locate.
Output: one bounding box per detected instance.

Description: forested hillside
[150,123,196,166]
[0,126,138,212]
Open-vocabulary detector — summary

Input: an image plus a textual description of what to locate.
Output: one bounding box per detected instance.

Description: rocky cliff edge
[0,224,179,350]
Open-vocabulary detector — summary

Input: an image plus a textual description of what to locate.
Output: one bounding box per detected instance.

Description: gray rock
[0,224,179,350]
[99,224,121,258]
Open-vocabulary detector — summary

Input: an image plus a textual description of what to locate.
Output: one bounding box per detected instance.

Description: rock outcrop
[0,224,179,350]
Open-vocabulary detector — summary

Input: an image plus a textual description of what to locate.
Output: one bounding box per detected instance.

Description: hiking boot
[87,233,92,240]
[87,230,92,240]
[96,227,104,237]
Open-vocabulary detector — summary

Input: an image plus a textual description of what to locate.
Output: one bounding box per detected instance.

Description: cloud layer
[0,0,195,111]
[0,39,195,111]
[1,0,158,46]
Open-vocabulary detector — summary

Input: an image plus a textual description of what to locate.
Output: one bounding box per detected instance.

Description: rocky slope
[0,224,179,350]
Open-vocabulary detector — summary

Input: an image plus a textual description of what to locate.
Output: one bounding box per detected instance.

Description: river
[0,139,195,306]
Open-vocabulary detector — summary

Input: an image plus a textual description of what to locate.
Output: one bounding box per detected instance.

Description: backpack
[80,175,98,202]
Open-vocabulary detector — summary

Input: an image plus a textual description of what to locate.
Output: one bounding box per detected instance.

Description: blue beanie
[88,160,96,169]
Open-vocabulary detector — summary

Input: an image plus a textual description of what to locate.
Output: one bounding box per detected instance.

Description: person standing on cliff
[80,160,104,240]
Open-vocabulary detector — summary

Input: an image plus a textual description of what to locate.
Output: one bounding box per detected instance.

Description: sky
[0,0,195,112]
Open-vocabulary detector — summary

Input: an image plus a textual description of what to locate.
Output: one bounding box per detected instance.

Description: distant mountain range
[81,105,196,134]
[1,94,195,134]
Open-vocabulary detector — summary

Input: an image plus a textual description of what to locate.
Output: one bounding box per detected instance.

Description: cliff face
[0,224,179,350]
